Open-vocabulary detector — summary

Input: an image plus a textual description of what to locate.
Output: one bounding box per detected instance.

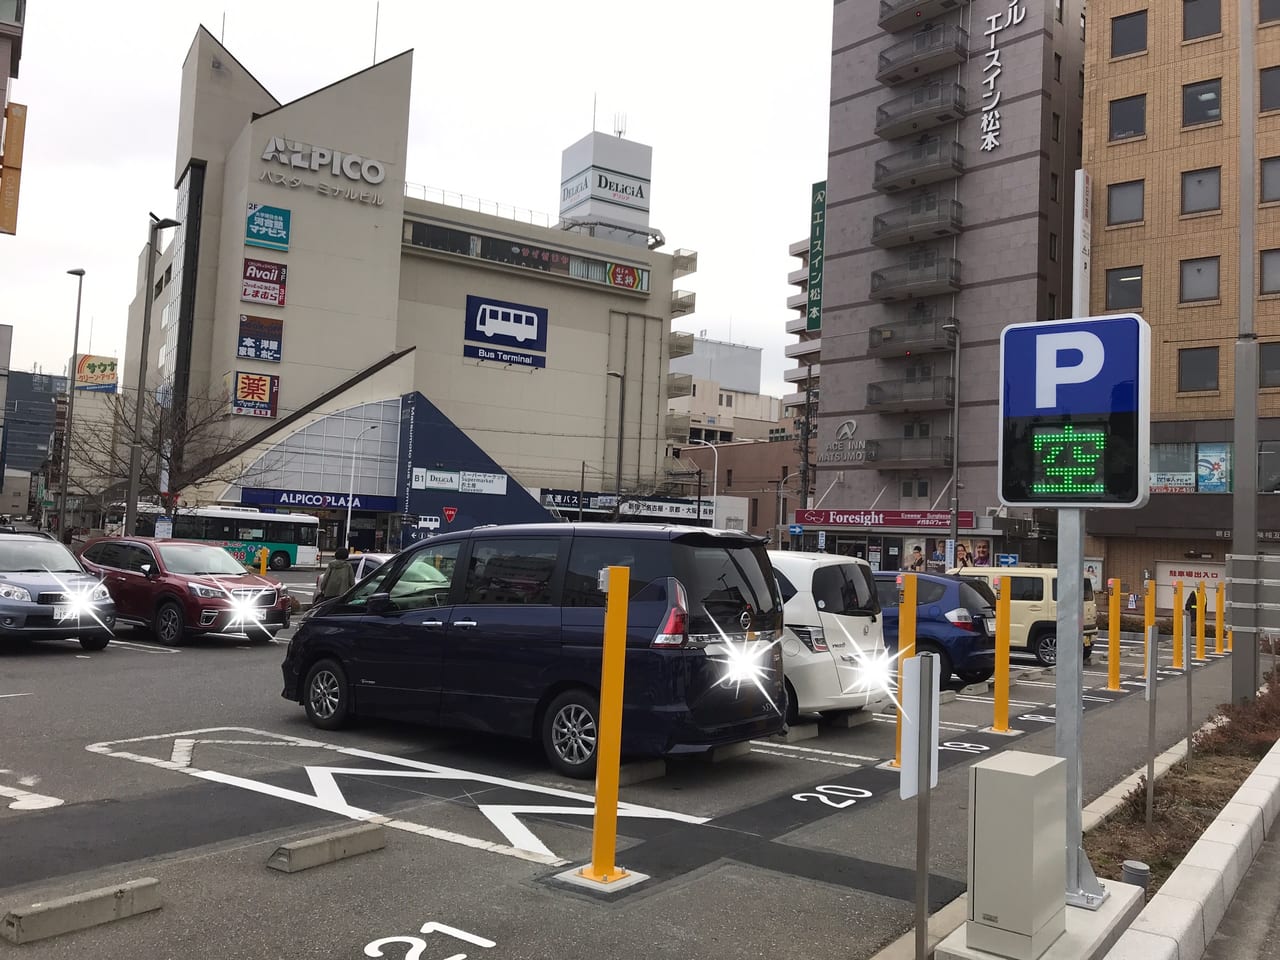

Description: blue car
[0,533,116,649]
[283,523,786,778]
[873,572,996,685]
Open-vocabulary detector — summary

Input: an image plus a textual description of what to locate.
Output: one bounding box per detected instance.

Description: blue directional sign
[999,314,1150,508]
[996,553,1019,567]
[788,524,803,536]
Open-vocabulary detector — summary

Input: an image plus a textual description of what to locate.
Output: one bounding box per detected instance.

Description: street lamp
[606,370,625,505]
[124,213,180,536]
[57,268,85,543]
[686,437,717,527]
[345,424,379,548]
[942,321,961,553]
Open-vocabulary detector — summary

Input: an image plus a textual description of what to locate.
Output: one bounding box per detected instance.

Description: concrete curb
[1102,737,1280,960]
[266,824,386,873]
[0,877,161,944]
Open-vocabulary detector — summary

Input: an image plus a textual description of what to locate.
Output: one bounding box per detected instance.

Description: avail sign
[241,258,287,307]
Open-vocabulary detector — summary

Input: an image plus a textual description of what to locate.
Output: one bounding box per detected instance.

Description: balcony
[785,337,822,360]
[866,376,955,412]
[672,248,698,279]
[783,363,821,383]
[667,371,693,399]
[789,238,809,258]
[668,330,694,359]
[867,314,957,358]
[863,436,953,469]
[874,140,965,193]
[665,412,691,442]
[879,0,971,33]
[787,290,809,311]
[786,315,808,334]
[788,266,809,286]
[872,198,963,248]
[877,25,969,86]
[875,83,967,140]
[671,289,696,316]
[870,257,962,300]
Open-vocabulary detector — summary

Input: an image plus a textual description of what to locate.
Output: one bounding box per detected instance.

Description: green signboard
[807,181,826,332]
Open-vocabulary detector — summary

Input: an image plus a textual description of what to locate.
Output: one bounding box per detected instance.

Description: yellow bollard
[1195,582,1206,662]
[892,573,918,769]
[993,575,1011,733]
[1143,580,1155,678]
[259,547,268,575]
[1173,580,1184,670]
[1215,581,1225,655]
[1228,628,1234,652]
[1108,578,1122,692]
[580,565,630,884]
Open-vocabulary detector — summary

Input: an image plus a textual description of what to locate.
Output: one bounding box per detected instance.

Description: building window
[1180,256,1221,302]
[1054,53,1062,80]
[1263,66,1280,112]
[1183,79,1222,126]
[1107,180,1145,224]
[1049,232,1059,261]
[1106,265,1144,308]
[726,468,733,488]
[1264,0,1280,24]
[901,480,914,499]
[1261,343,1280,387]
[1110,94,1147,140]
[904,420,931,438]
[1052,112,1062,141]
[1048,292,1058,317]
[750,498,759,527]
[1056,0,1063,22]
[725,394,733,408]
[1152,442,1232,492]
[1111,10,1148,56]
[1051,172,1060,201]
[1264,157,1280,202]
[1184,0,1221,38]
[1079,69,1086,97]
[1181,167,1222,213]
[1077,126,1083,157]
[1178,346,1220,391]
[1264,249,1280,294]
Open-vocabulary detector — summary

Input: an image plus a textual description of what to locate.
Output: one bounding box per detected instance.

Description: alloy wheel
[551,703,597,766]
[309,670,341,720]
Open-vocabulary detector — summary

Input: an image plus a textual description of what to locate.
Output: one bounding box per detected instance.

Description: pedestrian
[319,547,355,600]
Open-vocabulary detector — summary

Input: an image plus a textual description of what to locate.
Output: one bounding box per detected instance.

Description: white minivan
[768,551,890,725]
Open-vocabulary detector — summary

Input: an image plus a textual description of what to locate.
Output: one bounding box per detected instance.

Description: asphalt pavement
[0,614,1235,960]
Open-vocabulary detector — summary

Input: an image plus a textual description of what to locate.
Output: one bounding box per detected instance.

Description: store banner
[74,354,118,392]
[245,203,291,251]
[807,180,826,331]
[241,258,287,306]
[237,314,284,363]
[1196,443,1232,493]
[795,508,976,529]
[231,371,280,417]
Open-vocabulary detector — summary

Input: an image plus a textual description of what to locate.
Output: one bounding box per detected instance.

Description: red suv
[80,538,291,645]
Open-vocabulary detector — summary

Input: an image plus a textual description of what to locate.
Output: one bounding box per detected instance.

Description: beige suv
[947,566,1096,667]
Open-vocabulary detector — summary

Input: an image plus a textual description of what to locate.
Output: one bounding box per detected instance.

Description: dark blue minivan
[282,524,786,777]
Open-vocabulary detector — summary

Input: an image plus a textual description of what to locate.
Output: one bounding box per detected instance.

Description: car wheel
[154,601,186,647]
[541,689,599,779]
[78,634,110,651]
[784,678,800,727]
[269,551,291,571]
[918,643,953,685]
[1034,632,1057,666]
[956,668,993,685]
[303,658,350,729]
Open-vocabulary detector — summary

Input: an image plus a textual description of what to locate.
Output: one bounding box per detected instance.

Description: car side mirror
[140,564,158,579]
[367,593,394,615]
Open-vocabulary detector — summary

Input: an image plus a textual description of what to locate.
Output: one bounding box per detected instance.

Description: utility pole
[797,363,814,511]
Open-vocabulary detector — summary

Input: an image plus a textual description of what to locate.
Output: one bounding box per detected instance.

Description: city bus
[104,504,320,570]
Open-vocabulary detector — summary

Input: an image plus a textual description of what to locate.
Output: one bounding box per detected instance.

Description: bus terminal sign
[463,294,549,369]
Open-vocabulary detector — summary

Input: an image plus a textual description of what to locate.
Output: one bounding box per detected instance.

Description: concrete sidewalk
[1202,829,1280,960]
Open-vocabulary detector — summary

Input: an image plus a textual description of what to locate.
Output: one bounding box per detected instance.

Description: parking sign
[999,314,1150,508]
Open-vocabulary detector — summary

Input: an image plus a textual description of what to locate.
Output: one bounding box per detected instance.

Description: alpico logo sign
[261,137,386,184]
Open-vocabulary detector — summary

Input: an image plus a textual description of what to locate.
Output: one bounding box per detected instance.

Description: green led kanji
[1031,423,1107,494]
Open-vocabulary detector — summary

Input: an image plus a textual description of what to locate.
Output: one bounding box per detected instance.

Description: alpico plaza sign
[258,136,390,207]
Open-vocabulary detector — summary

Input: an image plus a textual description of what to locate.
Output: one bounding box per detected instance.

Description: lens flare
[43,569,115,634]
[827,615,908,717]
[703,607,784,718]
[214,582,276,637]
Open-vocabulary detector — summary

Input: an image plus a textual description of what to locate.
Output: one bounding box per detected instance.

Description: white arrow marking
[0,784,63,811]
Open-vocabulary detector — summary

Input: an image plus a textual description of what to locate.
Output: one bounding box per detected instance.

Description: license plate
[985,619,997,634]
[53,604,71,620]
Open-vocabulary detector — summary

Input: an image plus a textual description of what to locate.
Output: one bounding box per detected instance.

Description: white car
[768,551,890,725]
[314,552,394,599]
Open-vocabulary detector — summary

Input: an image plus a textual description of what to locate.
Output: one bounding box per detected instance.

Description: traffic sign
[998,314,1150,508]
[817,531,827,551]
[788,524,803,536]
[996,553,1019,566]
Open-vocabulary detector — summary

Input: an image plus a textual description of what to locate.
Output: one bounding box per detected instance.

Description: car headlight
[0,583,32,602]
[188,583,224,599]
[90,583,111,602]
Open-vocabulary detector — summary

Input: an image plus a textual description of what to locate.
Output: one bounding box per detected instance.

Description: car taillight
[791,625,828,652]
[945,608,976,631]
[652,606,689,647]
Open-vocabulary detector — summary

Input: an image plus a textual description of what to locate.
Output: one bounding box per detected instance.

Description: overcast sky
[2,0,831,397]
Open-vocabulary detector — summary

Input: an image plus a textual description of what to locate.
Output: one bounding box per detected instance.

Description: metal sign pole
[1058,507,1107,909]
[1145,625,1159,829]
[915,653,935,960]
[1185,612,1194,771]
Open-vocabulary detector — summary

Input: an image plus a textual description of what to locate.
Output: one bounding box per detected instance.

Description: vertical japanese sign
[231,371,281,418]
[241,258,288,306]
[237,315,284,363]
[980,1,1025,152]
[0,102,27,235]
[807,180,826,332]
[1072,170,1092,318]
[245,203,291,252]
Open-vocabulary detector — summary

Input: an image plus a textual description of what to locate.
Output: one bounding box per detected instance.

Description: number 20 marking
[792,784,873,808]
[364,921,495,959]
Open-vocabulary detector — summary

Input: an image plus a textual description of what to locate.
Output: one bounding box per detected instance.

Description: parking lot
[0,594,1235,959]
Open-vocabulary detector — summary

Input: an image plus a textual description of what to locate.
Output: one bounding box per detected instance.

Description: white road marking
[105,638,181,655]
[0,783,63,810]
[0,693,32,700]
[871,716,979,732]
[956,694,1043,708]
[749,741,882,763]
[750,748,862,769]
[89,726,706,864]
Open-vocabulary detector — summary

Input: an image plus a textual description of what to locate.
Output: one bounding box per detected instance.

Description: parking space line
[750,741,882,763]
[0,783,63,811]
[0,693,32,700]
[750,748,862,769]
[107,639,182,654]
[956,694,1043,708]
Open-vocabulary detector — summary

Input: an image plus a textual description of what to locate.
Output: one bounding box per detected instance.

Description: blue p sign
[999,314,1151,508]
